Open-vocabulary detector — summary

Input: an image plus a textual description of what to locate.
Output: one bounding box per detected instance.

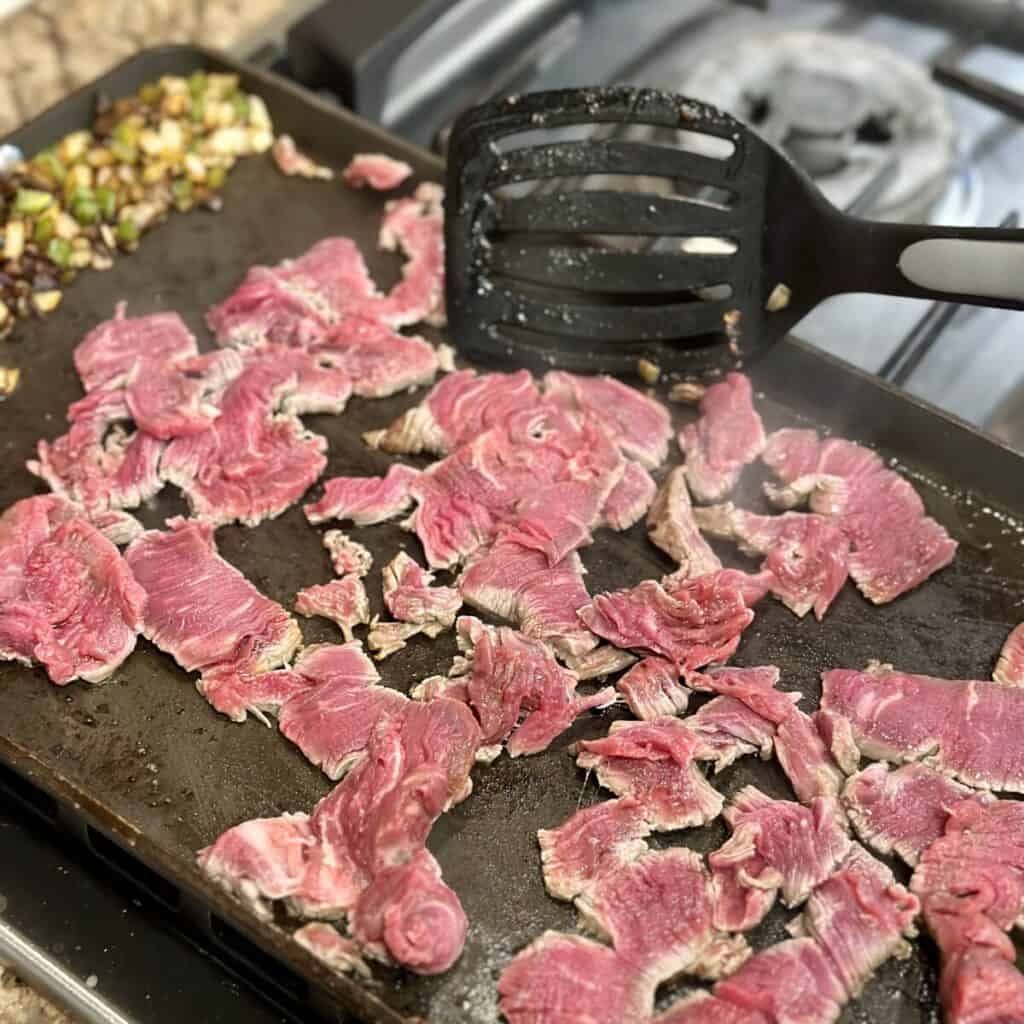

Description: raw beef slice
[0,495,145,684]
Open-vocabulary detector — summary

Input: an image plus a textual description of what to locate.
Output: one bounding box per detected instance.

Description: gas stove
[275,0,1024,449]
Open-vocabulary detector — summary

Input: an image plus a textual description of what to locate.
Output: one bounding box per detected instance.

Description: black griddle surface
[3,46,1024,1024]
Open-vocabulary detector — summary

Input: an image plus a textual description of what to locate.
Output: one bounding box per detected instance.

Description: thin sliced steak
[366,621,425,661]
[822,664,1024,792]
[160,346,347,526]
[74,307,220,440]
[199,697,480,974]
[368,369,540,457]
[793,844,918,999]
[579,573,753,672]
[295,577,370,642]
[617,657,690,721]
[712,938,846,1024]
[647,466,722,579]
[576,848,748,990]
[497,932,652,1024]
[694,503,849,619]
[305,464,420,526]
[680,372,765,503]
[655,991,769,1024]
[601,460,657,531]
[691,666,843,801]
[342,153,412,191]
[322,530,373,577]
[576,717,724,831]
[29,388,164,515]
[408,408,622,569]
[459,539,598,660]
[994,623,1024,685]
[566,645,636,680]
[293,922,369,977]
[537,797,651,901]
[543,370,672,470]
[687,696,777,773]
[762,429,956,603]
[314,317,438,398]
[0,495,145,685]
[382,551,461,636]
[709,786,851,932]
[418,616,613,758]
[276,647,405,780]
[125,518,301,676]
[842,762,976,866]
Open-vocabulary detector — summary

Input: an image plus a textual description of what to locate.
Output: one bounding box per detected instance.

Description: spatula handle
[835,219,1024,310]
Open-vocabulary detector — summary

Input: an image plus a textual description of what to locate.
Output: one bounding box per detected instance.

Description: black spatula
[444,86,1024,377]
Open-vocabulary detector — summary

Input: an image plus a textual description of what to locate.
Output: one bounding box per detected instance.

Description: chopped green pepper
[206,165,226,189]
[33,216,56,245]
[71,196,100,225]
[116,218,139,244]
[13,189,53,215]
[33,151,65,184]
[172,178,193,200]
[231,94,250,121]
[138,83,162,106]
[95,186,117,221]
[109,139,137,164]
[187,70,207,96]
[46,237,72,268]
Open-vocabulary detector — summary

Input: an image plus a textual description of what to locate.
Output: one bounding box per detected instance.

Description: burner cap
[675,31,957,221]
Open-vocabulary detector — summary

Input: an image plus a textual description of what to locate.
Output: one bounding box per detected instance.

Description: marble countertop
[0,0,303,136]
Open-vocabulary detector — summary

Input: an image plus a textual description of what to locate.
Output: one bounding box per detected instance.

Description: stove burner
[676,31,958,222]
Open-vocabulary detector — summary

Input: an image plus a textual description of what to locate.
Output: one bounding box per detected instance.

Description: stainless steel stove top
[279,0,1024,447]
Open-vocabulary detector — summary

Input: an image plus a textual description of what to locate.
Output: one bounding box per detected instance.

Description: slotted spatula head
[445,86,1024,378]
[444,86,814,377]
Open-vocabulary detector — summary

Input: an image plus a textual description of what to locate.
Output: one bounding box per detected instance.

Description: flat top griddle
[2,46,1024,1024]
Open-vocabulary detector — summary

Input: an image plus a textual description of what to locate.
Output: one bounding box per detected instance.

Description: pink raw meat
[321,530,373,577]
[29,388,164,515]
[994,623,1024,685]
[566,645,636,680]
[579,572,753,671]
[459,539,598,660]
[73,307,220,440]
[408,405,622,569]
[577,848,747,987]
[125,519,301,676]
[295,577,369,642]
[293,922,369,977]
[543,370,672,470]
[305,464,419,526]
[822,664,1024,792]
[576,717,724,831]
[200,697,480,973]
[679,372,766,502]
[647,466,722,579]
[160,346,348,526]
[314,317,438,398]
[429,616,614,758]
[687,696,777,773]
[709,786,850,932]
[537,797,651,901]
[796,844,918,999]
[369,369,541,456]
[350,848,467,974]
[0,495,145,685]
[617,656,690,721]
[206,265,331,350]
[762,429,957,603]
[695,504,850,619]
[602,460,657,531]
[688,665,798,725]
[381,551,460,636]
[712,938,846,1024]
[198,813,317,919]
[656,991,769,1024]
[497,933,651,1024]
[343,152,413,191]
[280,681,405,781]
[842,762,976,866]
